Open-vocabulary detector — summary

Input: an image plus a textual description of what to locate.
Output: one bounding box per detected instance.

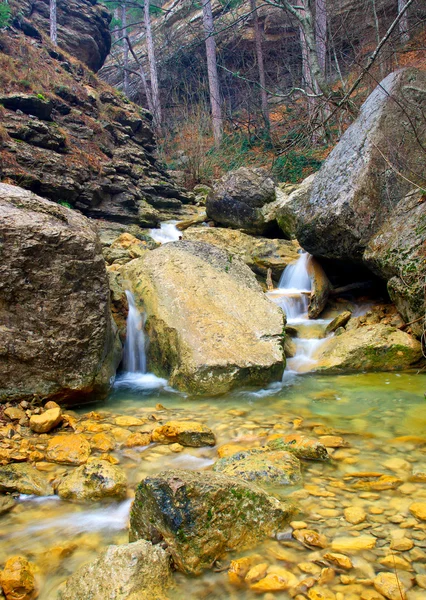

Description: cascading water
[149,221,181,244]
[115,291,168,391]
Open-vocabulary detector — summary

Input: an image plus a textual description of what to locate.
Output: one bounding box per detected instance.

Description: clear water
[122,290,147,373]
[2,371,425,599]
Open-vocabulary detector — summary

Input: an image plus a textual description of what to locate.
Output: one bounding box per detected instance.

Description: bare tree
[50,0,57,45]
[250,0,270,128]
[202,0,223,146]
[122,1,130,96]
[398,0,410,44]
[144,0,162,131]
[315,0,327,77]
[125,35,154,114]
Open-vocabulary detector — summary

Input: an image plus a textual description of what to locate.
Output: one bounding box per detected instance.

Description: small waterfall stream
[149,221,181,244]
[268,252,330,375]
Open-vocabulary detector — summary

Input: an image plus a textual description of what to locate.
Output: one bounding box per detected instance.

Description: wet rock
[325,311,352,336]
[129,469,293,575]
[46,434,91,465]
[29,408,62,434]
[249,568,298,592]
[267,434,329,461]
[213,448,302,485]
[56,460,127,502]
[0,496,16,516]
[90,432,115,452]
[313,324,422,373]
[323,552,353,570]
[379,555,412,572]
[0,184,121,406]
[307,257,332,319]
[293,529,328,549]
[0,556,37,600]
[343,506,366,524]
[206,167,277,235]
[114,416,145,427]
[409,502,426,521]
[331,535,376,552]
[3,408,26,422]
[123,241,286,395]
[0,464,53,496]
[152,421,215,447]
[297,68,426,263]
[103,233,153,266]
[183,226,300,280]
[374,572,407,600]
[58,540,172,600]
[125,432,152,448]
[228,555,264,585]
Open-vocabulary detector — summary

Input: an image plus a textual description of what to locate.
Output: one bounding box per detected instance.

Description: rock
[293,529,328,548]
[129,469,293,575]
[0,184,121,406]
[249,568,298,592]
[0,93,53,120]
[56,460,127,502]
[379,555,412,572]
[206,167,277,235]
[409,502,426,521]
[213,448,302,485]
[307,256,332,319]
[125,432,152,448]
[267,434,329,461]
[0,556,37,600]
[151,421,215,447]
[269,175,316,239]
[122,241,286,395]
[46,434,91,465]
[0,496,17,516]
[297,68,426,263]
[343,506,366,524]
[29,408,62,434]
[91,432,115,452]
[58,540,172,600]
[3,407,26,422]
[331,535,376,552]
[228,555,264,584]
[364,188,426,338]
[0,464,53,496]
[323,552,353,570]
[183,226,300,280]
[324,311,352,336]
[374,572,406,600]
[114,416,145,427]
[390,538,413,551]
[313,324,422,373]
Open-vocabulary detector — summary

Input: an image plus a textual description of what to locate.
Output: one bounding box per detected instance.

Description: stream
[1,251,425,599]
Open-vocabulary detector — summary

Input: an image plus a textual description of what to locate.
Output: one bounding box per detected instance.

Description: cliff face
[10,0,111,72]
[0,8,191,228]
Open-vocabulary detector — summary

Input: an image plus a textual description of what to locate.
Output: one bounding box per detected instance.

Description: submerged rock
[213,448,302,485]
[129,469,293,575]
[297,68,426,262]
[56,460,127,502]
[152,421,215,447]
[183,226,300,280]
[0,556,38,600]
[206,167,277,234]
[0,184,121,406]
[313,324,422,372]
[267,434,329,461]
[122,241,286,395]
[58,540,172,600]
[46,434,91,465]
[0,464,53,496]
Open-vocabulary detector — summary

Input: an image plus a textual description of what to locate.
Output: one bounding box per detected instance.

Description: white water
[149,221,181,244]
[117,291,168,391]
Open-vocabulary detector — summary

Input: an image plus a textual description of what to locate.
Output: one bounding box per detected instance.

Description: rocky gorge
[0,2,426,599]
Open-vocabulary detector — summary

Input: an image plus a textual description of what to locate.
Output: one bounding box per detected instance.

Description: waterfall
[123,290,147,373]
[149,221,181,244]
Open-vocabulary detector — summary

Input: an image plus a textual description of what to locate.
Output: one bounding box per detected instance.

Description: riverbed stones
[325,311,352,336]
[56,460,127,502]
[0,463,53,496]
[151,421,215,447]
[206,167,277,234]
[374,572,407,600]
[213,448,302,485]
[331,535,376,552]
[29,408,62,434]
[46,434,91,465]
[58,541,172,600]
[343,506,366,524]
[409,502,426,521]
[122,241,286,395]
[296,68,426,263]
[267,434,329,461]
[129,469,293,575]
[313,324,422,372]
[0,183,121,406]
[0,556,37,600]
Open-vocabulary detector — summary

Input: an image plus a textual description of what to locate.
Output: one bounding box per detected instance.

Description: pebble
[390,537,414,551]
[4,407,26,422]
[293,529,328,549]
[323,552,353,570]
[378,554,412,571]
[374,572,406,600]
[0,556,37,600]
[331,535,376,552]
[344,506,366,524]
[409,502,426,521]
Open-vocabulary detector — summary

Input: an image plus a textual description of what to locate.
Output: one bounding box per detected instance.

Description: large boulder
[58,541,172,600]
[0,464,54,496]
[313,324,423,373]
[0,184,121,405]
[122,241,286,395]
[183,226,300,280]
[296,68,426,262]
[364,188,426,338]
[56,460,127,502]
[206,167,277,234]
[129,469,293,575]
[265,175,316,240]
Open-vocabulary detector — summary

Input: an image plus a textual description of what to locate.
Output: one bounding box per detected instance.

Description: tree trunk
[113,7,120,43]
[202,0,223,147]
[315,0,327,76]
[125,35,154,114]
[250,0,269,129]
[398,0,410,44]
[50,0,57,45]
[144,0,162,132]
[122,2,129,97]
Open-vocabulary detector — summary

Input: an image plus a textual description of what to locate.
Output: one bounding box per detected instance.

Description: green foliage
[0,1,11,28]
[58,201,72,209]
[272,150,323,183]
[36,93,46,101]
